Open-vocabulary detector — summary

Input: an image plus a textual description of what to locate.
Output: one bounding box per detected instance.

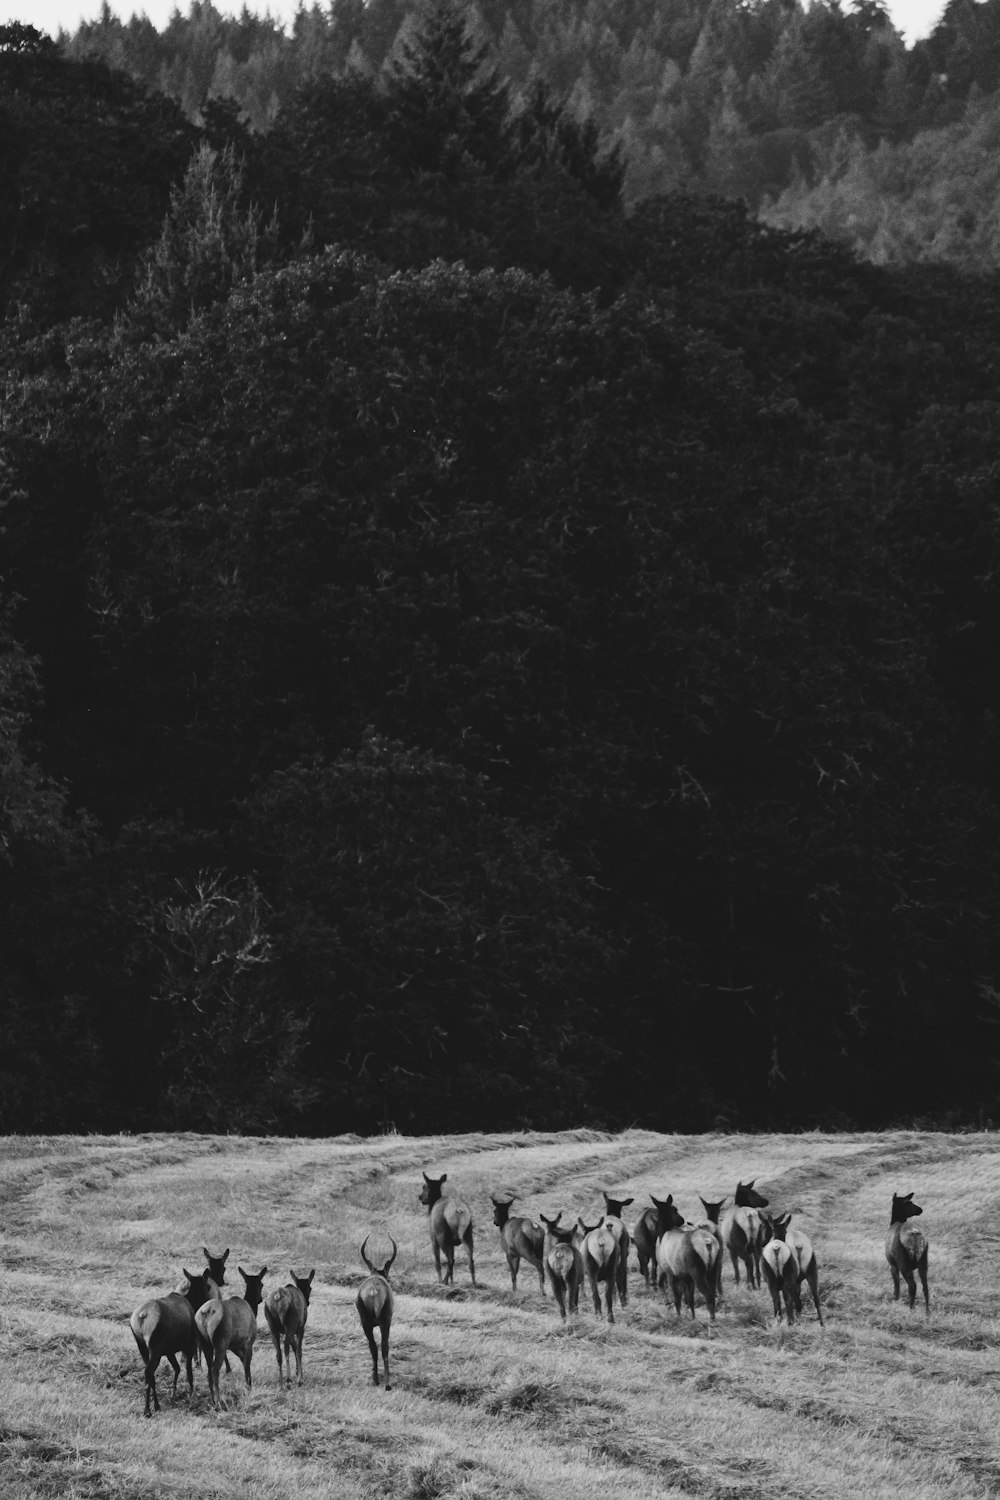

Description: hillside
[4,10,1000,1134]
[59,0,1000,268]
[1,1129,999,1498]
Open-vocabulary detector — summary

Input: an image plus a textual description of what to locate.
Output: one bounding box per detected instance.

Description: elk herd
[128,1168,930,1417]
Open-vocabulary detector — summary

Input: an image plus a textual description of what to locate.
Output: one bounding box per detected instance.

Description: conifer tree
[383,0,513,178]
[123,140,275,339]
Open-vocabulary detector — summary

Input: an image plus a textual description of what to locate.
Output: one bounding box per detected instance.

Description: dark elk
[129,1269,217,1417]
[195,1266,266,1408]
[885,1192,929,1314]
[631,1203,661,1286]
[356,1234,397,1388]
[264,1270,315,1386]
[491,1196,545,1293]
[419,1172,475,1286]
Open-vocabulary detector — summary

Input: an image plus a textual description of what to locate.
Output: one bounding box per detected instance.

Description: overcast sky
[6,1,949,47]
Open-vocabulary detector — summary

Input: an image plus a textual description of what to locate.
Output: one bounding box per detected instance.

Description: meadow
[1,1128,998,1500]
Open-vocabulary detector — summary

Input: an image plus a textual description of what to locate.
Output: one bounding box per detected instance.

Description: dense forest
[2,4,1000,1137]
[63,0,1000,270]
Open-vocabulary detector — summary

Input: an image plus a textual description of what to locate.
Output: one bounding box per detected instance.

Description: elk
[264,1270,315,1386]
[696,1196,727,1300]
[577,1214,620,1323]
[760,1213,797,1324]
[602,1192,633,1308]
[786,1223,824,1325]
[356,1234,397,1388]
[631,1203,661,1286]
[202,1247,229,1286]
[200,1248,231,1372]
[885,1191,929,1314]
[491,1196,545,1293]
[195,1265,266,1408]
[419,1172,475,1286]
[651,1195,719,1323]
[129,1268,217,1417]
[539,1212,582,1320]
[719,1180,769,1287]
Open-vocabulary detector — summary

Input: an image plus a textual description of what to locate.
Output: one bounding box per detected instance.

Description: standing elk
[720,1180,769,1288]
[602,1192,633,1308]
[577,1214,620,1323]
[202,1247,229,1286]
[539,1212,582,1320]
[419,1172,475,1286]
[631,1203,661,1286]
[356,1234,397,1388]
[200,1248,231,1372]
[196,1266,266,1408]
[760,1213,797,1324]
[491,1196,545,1293]
[651,1195,719,1323]
[886,1191,929,1315]
[264,1270,315,1387]
[129,1268,218,1417]
[696,1197,727,1301]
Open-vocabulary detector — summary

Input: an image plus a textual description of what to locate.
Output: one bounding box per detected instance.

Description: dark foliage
[2,13,1000,1133]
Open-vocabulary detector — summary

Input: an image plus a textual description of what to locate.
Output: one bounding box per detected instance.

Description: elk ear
[182,1268,195,1283]
[258,1266,267,1278]
[307,1269,316,1283]
[620,1197,633,1208]
[422,1171,431,1183]
[440,1173,448,1184]
[238,1265,248,1280]
[222,1248,230,1263]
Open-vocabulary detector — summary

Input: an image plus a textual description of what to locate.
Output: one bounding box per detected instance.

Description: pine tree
[383,0,513,178]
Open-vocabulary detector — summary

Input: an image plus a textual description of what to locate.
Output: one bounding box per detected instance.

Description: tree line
[61,0,1000,270]
[1,9,999,1135]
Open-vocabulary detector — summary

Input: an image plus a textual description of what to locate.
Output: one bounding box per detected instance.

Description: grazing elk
[356,1234,397,1388]
[651,1195,719,1323]
[129,1269,217,1417]
[602,1192,633,1308]
[720,1180,769,1288]
[539,1212,582,1320]
[760,1213,797,1324]
[885,1192,929,1315]
[491,1196,545,1293]
[264,1270,314,1387]
[631,1203,661,1286]
[577,1214,620,1324]
[419,1172,475,1286]
[196,1265,266,1408]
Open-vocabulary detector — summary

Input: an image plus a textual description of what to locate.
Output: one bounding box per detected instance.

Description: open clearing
[1,1129,998,1499]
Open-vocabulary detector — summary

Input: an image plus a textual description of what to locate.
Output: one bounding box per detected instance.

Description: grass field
[1,1128,998,1499]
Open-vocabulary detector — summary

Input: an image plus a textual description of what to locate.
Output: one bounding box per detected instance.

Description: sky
[4,1,951,48]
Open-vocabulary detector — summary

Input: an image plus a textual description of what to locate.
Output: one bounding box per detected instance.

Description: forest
[1,3,1000,1136]
[63,0,1000,270]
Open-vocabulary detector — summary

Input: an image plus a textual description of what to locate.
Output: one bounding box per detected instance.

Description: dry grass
[2,1129,999,1498]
